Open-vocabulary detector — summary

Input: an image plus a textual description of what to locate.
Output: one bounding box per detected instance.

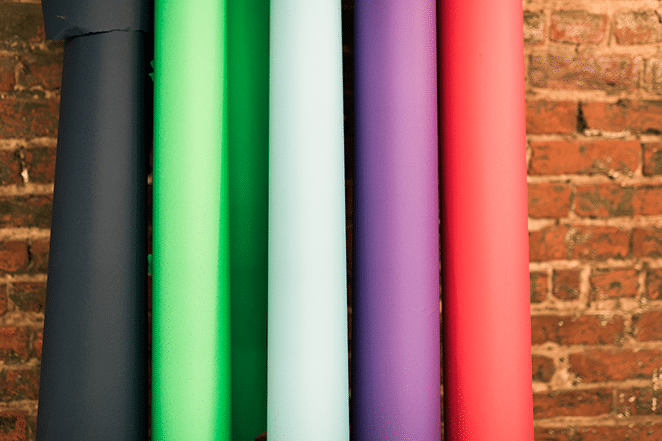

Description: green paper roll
[152,1,230,440]
[268,1,349,439]
[228,1,269,440]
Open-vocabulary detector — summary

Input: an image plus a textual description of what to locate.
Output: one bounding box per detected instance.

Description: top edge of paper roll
[41,0,152,41]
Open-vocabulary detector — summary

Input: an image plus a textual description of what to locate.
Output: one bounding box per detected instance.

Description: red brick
[633,228,662,258]
[534,427,569,441]
[0,150,22,186]
[0,411,29,441]
[0,327,30,362]
[533,388,612,418]
[529,225,629,261]
[553,269,580,300]
[0,368,39,401]
[17,52,63,91]
[0,55,15,93]
[631,186,662,216]
[0,284,6,316]
[0,4,44,51]
[528,183,571,218]
[646,268,662,300]
[532,355,555,382]
[9,282,44,314]
[526,101,576,134]
[551,10,608,44]
[578,425,662,441]
[524,10,545,46]
[531,314,624,345]
[590,268,638,300]
[23,147,56,184]
[569,349,661,382]
[32,331,41,360]
[530,271,547,303]
[643,142,662,175]
[0,98,59,139]
[614,11,662,45]
[529,54,639,90]
[582,100,662,134]
[0,195,52,229]
[575,184,634,218]
[0,241,28,275]
[28,238,48,274]
[632,311,662,341]
[529,139,639,176]
[645,59,662,92]
[617,388,662,416]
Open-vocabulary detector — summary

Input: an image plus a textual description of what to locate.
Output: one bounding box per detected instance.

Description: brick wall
[526,0,662,438]
[0,0,61,439]
[3,0,662,440]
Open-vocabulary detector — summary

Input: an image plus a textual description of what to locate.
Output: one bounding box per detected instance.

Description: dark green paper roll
[152,0,230,439]
[228,1,269,440]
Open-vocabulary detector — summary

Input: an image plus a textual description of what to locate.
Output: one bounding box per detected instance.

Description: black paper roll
[41,0,152,41]
[35,30,150,441]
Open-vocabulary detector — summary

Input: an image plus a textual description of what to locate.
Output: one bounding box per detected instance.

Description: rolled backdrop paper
[36,30,150,440]
[352,1,440,439]
[439,0,534,438]
[268,1,349,439]
[152,0,230,439]
[227,1,269,440]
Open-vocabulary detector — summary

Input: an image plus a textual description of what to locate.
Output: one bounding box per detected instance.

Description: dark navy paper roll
[36,31,150,441]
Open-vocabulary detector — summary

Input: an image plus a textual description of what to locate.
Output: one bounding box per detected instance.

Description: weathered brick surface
[643,142,662,175]
[24,147,56,184]
[532,355,555,382]
[530,271,548,303]
[632,311,662,341]
[645,59,662,92]
[569,349,661,382]
[531,315,624,345]
[526,101,577,135]
[17,51,63,91]
[581,101,662,134]
[633,227,662,258]
[553,269,580,300]
[0,98,59,139]
[528,183,572,218]
[0,54,15,93]
[534,427,569,441]
[0,327,30,363]
[529,54,639,91]
[524,10,544,46]
[9,282,44,314]
[0,4,43,51]
[0,411,29,441]
[590,268,638,300]
[617,388,662,416]
[550,10,608,45]
[577,425,662,441]
[0,241,27,275]
[529,139,639,177]
[0,150,22,186]
[646,267,662,300]
[533,388,612,418]
[529,225,630,261]
[28,238,48,274]
[32,331,41,360]
[613,11,662,45]
[0,368,39,401]
[0,196,52,229]
[575,184,635,218]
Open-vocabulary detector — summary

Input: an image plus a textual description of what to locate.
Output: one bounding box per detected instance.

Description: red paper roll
[439,0,534,439]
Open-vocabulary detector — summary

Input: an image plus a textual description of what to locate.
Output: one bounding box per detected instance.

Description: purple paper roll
[351,1,440,439]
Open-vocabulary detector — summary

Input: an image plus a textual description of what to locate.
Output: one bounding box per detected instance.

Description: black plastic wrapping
[35,31,150,440]
[41,0,152,41]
